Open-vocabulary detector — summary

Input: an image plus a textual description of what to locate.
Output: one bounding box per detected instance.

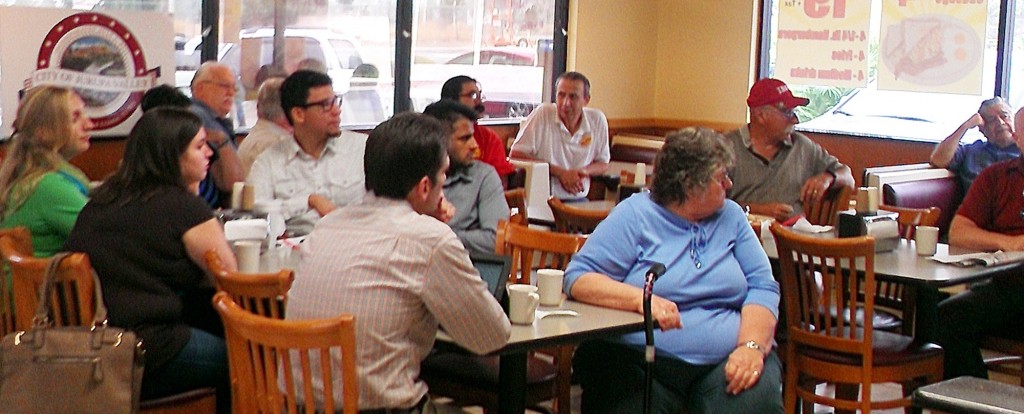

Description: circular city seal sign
[28,12,157,131]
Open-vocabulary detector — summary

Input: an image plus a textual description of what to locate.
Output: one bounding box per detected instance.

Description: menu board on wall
[775,0,871,88]
[878,0,987,94]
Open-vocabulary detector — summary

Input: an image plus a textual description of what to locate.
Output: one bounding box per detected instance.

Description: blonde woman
[0,86,94,257]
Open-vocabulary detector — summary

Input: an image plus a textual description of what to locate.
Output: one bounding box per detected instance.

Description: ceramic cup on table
[915,225,939,256]
[536,269,565,306]
[507,284,540,325]
[234,240,262,273]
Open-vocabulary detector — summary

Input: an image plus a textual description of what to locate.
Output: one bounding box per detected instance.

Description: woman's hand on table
[724,344,765,395]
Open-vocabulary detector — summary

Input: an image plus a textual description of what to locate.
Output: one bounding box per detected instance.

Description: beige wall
[568,0,658,118]
[571,0,758,125]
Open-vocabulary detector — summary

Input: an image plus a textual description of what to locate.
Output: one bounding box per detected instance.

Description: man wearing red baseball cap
[723,78,854,222]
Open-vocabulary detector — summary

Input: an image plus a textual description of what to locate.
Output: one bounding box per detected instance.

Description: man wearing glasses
[246,70,368,235]
[724,78,854,222]
[440,75,515,185]
[190,62,245,208]
[930,97,1019,192]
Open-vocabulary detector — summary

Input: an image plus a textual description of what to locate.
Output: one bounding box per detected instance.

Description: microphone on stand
[642,262,667,414]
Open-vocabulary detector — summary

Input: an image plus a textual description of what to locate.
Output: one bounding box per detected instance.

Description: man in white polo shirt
[510,71,610,200]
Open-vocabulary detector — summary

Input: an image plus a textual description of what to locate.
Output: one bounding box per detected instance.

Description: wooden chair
[880,204,941,241]
[0,243,217,413]
[205,250,294,319]
[505,188,528,225]
[214,292,359,414]
[806,185,853,226]
[498,220,587,412]
[0,227,32,335]
[771,222,943,413]
[495,220,587,286]
[1,245,96,331]
[547,196,609,234]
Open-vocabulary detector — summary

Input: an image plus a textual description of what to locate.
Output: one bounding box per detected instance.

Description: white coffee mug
[536,269,565,306]
[915,226,939,256]
[507,284,540,325]
[234,240,262,273]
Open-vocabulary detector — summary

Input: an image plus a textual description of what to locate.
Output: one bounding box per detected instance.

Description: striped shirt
[286,193,511,409]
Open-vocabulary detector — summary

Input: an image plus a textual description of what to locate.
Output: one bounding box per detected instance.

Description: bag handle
[32,252,109,328]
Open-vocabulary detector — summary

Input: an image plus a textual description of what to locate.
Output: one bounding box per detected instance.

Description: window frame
[199,0,569,125]
[756,0,1020,140]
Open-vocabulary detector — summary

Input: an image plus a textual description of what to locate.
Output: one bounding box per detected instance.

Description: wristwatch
[739,340,767,357]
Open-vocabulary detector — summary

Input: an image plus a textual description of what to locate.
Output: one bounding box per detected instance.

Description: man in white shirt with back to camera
[511,71,610,201]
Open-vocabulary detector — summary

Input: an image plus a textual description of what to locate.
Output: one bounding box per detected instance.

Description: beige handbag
[0,252,145,414]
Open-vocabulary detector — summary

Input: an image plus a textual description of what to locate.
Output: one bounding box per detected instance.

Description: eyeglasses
[303,95,343,111]
[202,80,237,93]
[459,91,485,100]
[774,103,797,119]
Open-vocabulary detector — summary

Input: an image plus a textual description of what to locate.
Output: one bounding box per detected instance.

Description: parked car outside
[411,47,543,119]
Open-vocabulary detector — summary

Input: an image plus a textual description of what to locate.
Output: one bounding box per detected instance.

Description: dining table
[435,299,645,414]
[761,228,1024,343]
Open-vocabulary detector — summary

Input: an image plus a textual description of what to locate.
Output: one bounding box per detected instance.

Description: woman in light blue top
[0,86,94,257]
[565,127,782,414]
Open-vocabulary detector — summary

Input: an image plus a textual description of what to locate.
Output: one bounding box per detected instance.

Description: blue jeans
[141,328,230,414]
[574,340,783,414]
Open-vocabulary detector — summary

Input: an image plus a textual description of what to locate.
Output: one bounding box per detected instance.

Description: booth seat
[864,164,961,237]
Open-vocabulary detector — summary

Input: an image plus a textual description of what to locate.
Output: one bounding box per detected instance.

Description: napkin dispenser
[837,210,899,252]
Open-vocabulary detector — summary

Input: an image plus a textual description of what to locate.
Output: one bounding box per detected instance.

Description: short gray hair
[979,96,1007,113]
[256,77,285,121]
[650,127,734,207]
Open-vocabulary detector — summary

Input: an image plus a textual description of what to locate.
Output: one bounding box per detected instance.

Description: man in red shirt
[441,76,515,186]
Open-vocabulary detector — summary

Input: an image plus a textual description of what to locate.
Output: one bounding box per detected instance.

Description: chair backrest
[205,250,294,319]
[495,220,586,285]
[0,239,95,331]
[806,185,853,226]
[878,204,941,240]
[770,222,877,360]
[0,227,33,335]
[547,196,609,234]
[214,292,358,414]
[504,188,528,225]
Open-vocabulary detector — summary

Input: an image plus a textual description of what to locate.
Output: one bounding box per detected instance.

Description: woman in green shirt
[0,86,95,257]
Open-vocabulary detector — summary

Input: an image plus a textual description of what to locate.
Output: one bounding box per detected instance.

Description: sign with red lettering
[878,0,987,94]
[775,0,870,88]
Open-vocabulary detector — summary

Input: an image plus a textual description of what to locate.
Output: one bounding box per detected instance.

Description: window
[408,0,556,120]
[760,0,1018,142]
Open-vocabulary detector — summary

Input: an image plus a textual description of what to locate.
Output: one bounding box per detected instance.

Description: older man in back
[724,78,854,222]
[190,62,245,207]
[247,70,367,235]
[936,106,1024,380]
[237,77,291,175]
[930,97,1019,192]
[511,71,610,200]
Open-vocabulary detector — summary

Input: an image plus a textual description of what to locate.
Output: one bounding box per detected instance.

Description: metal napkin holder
[837,209,900,252]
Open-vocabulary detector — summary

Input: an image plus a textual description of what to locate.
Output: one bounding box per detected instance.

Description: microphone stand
[642,262,666,414]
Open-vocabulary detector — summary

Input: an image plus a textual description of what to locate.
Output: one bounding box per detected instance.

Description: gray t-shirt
[724,126,842,216]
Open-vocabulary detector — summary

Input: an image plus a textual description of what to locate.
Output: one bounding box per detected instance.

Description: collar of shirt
[553,107,593,139]
[444,163,476,187]
[251,118,291,138]
[1010,157,1024,174]
[740,124,794,149]
[284,135,339,163]
[192,99,234,132]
